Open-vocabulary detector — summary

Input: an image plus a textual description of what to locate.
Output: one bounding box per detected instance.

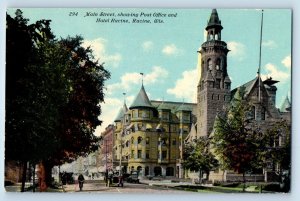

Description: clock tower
[197,9,231,137]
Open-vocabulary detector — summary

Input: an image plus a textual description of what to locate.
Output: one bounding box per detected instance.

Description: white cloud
[106,66,168,93]
[142,41,154,51]
[94,97,122,136]
[162,44,180,56]
[82,38,122,68]
[94,94,135,136]
[144,66,168,84]
[227,41,246,61]
[167,69,198,102]
[262,40,277,49]
[261,63,290,82]
[281,55,291,69]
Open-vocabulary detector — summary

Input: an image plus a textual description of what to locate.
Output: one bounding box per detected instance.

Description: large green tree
[6,10,110,191]
[212,87,263,189]
[183,137,218,183]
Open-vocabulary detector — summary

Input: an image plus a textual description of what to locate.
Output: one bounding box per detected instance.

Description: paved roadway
[63,181,195,193]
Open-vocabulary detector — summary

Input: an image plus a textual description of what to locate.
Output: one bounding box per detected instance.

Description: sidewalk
[5,182,65,192]
[139,178,196,187]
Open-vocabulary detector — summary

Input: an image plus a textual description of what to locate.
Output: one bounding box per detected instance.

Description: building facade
[190,9,291,182]
[113,85,196,178]
[103,9,291,182]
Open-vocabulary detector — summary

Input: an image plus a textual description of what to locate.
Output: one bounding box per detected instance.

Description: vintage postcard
[5,8,291,194]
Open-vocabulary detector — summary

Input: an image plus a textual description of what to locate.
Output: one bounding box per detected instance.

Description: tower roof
[114,103,128,122]
[280,96,291,112]
[206,9,223,30]
[129,85,154,109]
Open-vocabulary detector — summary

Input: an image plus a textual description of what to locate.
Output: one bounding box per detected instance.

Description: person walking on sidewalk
[78,174,85,191]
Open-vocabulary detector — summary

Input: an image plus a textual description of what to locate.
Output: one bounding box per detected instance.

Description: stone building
[113,85,196,178]
[188,9,291,182]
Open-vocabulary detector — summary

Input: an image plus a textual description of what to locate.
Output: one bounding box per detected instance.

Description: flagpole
[258,9,264,103]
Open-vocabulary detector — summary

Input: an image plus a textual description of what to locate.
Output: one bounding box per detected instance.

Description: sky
[6,8,292,136]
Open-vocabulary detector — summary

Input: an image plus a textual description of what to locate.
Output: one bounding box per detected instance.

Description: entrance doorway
[154,166,162,176]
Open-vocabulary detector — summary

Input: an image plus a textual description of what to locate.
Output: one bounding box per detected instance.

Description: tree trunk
[199,169,202,184]
[206,170,210,182]
[43,161,54,187]
[37,162,47,192]
[21,161,27,192]
[32,164,36,192]
[242,172,246,192]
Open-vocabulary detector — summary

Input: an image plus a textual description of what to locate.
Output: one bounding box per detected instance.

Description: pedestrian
[78,174,85,191]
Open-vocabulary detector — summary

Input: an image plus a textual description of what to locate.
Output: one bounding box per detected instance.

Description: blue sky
[7,8,291,135]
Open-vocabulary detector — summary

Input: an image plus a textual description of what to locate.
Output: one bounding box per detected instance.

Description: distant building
[99,124,115,173]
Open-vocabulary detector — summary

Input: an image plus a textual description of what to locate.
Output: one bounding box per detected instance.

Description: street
[63,181,195,193]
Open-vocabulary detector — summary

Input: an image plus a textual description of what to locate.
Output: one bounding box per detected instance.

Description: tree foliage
[212,86,291,184]
[183,137,218,181]
[6,9,110,185]
[212,87,263,175]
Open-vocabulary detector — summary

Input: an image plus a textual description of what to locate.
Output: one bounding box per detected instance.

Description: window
[162,151,167,159]
[261,107,266,120]
[132,110,138,118]
[216,79,221,89]
[131,137,134,144]
[138,150,142,158]
[166,167,174,176]
[208,59,212,70]
[225,83,230,89]
[131,150,134,158]
[142,110,150,118]
[162,111,169,121]
[212,94,214,100]
[146,150,150,159]
[216,58,221,70]
[138,136,143,144]
[182,112,190,122]
[250,106,256,120]
[172,139,176,146]
[146,137,149,145]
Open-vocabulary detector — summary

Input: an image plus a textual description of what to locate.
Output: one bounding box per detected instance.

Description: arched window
[166,167,174,176]
[208,59,212,70]
[250,106,256,120]
[214,34,218,40]
[216,58,221,70]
